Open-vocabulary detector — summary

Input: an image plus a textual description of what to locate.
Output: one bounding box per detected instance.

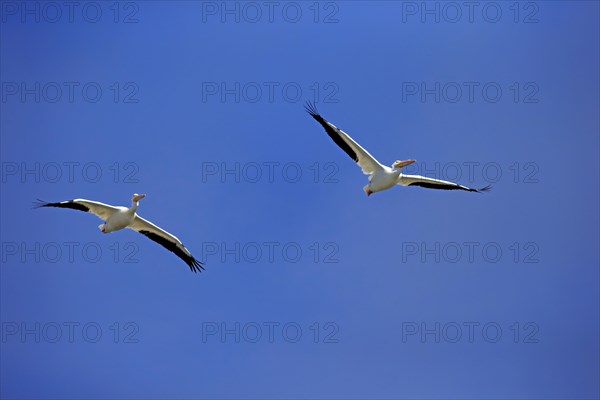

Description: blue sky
[1,1,598,399]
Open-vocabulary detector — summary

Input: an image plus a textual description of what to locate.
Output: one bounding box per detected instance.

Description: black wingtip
[32,199,49,209]
[477,185,492,193]
[304,100,320,119]
[189,257,205,273]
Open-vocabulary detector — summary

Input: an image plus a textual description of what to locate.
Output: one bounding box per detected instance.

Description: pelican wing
[305,101,385,175]
[398,175,492,193]
[128,216,204,273]
[34,199,120,220]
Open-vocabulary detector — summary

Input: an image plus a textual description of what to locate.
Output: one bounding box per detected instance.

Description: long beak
[397,160,416,168]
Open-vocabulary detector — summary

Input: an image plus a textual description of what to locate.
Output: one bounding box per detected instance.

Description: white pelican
[305,102,491,196]
[34,194,204,273]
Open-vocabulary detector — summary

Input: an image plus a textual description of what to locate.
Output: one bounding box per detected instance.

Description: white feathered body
[364,167,401,194]
[100,207,136,233]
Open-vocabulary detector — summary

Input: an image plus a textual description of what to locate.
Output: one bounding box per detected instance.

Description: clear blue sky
[1,1,598,399]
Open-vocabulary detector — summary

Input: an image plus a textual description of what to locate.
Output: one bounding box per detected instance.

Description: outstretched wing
[128,216,204,273]
[398,175,492,193]
[34,199,120,221]
[305,101,385,175]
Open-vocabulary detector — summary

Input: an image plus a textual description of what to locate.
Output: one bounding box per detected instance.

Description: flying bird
[34,194,204,273]
[305,102,491,196]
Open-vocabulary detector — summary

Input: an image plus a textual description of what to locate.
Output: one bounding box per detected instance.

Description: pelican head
[393,159,416,169]
[132,193,146,202]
